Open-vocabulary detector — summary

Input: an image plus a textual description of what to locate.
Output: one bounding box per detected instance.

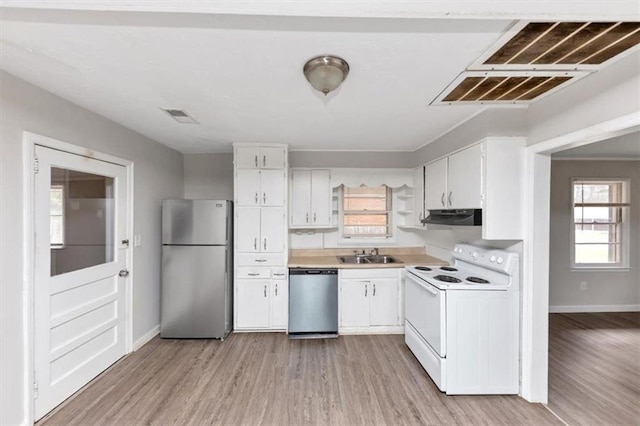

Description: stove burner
[415,266,433,271]
[466,276,490,284]
[433,275,462,283]
[440,266,458,272]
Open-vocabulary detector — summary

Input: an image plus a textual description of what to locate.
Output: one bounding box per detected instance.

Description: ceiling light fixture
[303,55,350,96]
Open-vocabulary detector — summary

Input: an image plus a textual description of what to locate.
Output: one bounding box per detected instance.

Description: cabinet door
[369,278,399,326]
[236,147,260,169]
[236,280,270,328]
[290,170,311,226]
[413,165,425,226]
[271,279,288,329]
[310,170,331,226]
[340,280,370,327]
[260,208,284,253]
[447,144,482,209]
[260,147,286,169]
[236,208,261,252]
[424,158,448,210]
[236,170,261,206]
[261,170,285,207]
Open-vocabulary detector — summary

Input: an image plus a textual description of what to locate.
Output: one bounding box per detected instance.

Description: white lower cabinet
[235,269,288,330]
[339,269,401,331]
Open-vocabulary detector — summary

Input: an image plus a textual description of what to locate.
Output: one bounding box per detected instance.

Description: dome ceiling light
[303,55,350,96]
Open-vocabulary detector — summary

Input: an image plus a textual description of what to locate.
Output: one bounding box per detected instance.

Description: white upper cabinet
[425,158,448,210]
[447,143,482,209]
[236,169,285,207]
[236,208,261,252]
[236,146,286,169]
[236,207,285,253]
[260,208,285,253]
[290,169,332,228]
[413,165,425,226]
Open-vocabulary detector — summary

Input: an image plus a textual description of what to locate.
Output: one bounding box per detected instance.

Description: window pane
[342,185,391,238]
[344,226,388,236]
[573,206,616,223]
[575,244,619,264]
[50,168,115,276]
[344,214,389,226]
[573,183,612,204]
[575,224,618,243]
[343,197,387,211]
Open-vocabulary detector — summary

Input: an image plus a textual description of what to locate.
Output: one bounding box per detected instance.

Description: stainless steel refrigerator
[161,200,233,339]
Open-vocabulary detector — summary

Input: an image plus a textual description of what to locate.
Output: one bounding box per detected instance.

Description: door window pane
[50,168,115,276]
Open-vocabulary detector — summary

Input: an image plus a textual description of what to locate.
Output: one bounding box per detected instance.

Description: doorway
[30,140,132,420]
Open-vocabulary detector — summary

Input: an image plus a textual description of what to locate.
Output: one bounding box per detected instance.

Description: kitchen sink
[337,255,402,264]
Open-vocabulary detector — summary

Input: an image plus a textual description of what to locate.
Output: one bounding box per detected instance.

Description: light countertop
[288,247,448,269]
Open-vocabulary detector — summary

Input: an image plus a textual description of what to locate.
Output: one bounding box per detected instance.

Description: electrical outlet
[580,281,587,291]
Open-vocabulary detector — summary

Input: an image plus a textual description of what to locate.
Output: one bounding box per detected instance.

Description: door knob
[119,269,130,277]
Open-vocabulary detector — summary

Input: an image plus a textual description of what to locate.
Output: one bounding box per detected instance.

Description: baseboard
[339,326,404,335]
[133,325,160,351]
[549,304,640,313]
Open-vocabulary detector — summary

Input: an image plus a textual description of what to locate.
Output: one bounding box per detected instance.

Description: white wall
[0,71,184,425]
[183,153,234,200]
[549,160,640,311]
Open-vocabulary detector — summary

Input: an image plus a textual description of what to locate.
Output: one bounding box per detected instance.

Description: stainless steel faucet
[370,248,379,256]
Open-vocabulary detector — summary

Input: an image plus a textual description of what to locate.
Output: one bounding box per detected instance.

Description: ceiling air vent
[161,108,197,124]
[433,70,587,105]
[472,21,640,70]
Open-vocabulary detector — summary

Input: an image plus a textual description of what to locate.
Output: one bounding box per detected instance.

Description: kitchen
[1,2,639,425]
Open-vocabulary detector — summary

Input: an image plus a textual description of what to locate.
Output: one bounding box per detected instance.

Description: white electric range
[404,244,520,395]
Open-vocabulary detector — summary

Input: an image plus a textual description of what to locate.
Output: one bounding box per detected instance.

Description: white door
[236,208,261,252]
[260,208,284,253]
[260,170,285,207]
[413,166,425,226]
[270,279,288,328]
[340,280,370,327]
[235,147,260,169]
[290,170,311,226]
[447,144,482,209]
[236,280,270,328]
[260,147,285,169]
[310,170,331,226]
[369,278,399,326]
[424,158,448,210]
[236,170,261,206]
[34,146,129,420]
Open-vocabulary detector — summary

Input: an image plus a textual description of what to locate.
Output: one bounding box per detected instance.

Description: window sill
[570,266,631,272]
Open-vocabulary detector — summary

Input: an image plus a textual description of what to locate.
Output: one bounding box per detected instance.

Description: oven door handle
[407,272,439,296]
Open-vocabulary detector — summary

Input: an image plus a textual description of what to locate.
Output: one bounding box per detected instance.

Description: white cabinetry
[234,144,288,331]
[339,269,402,333]
[423,137,525,239]
[290,169,332,228]
[413,165,425,227]
[236,146,286,169]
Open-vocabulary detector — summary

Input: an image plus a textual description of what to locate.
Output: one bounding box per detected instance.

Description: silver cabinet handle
[441,193,445,206]
[255,192,258,204]
[254,238,257,250]
[365,284,368,297]
[306,212,309,223]
[254,155,258,168]
[264,285,267,297]
[273,273,285,277]
[248,273,260,277]
[263,192,266,204]
[313,213,317,222]
[255,259,267,263]
[119,269,129,277]
[263,155,266,167]
[263,238,267,250]
[448,191,452,206]
[373,283,376,296]
[275,283,278,296]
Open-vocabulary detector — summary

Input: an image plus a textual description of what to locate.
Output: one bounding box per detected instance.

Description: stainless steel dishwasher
[288,269,338,339]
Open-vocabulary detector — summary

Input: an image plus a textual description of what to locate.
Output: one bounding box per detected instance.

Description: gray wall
[0,71,184,425]
[183,153,234,199]
[549,160,640,310]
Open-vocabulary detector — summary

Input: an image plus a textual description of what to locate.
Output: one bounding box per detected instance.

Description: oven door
[405,271,446,357]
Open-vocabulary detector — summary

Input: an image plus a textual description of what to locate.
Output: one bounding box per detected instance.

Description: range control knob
[490,256,497,262]
[497,257,504,264]
[472,251,479,258]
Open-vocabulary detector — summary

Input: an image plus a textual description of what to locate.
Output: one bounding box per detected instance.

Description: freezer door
[162,199,230,245]
[161,245,230,338]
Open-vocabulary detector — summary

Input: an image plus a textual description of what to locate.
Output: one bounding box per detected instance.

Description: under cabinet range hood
[422,209,482,226]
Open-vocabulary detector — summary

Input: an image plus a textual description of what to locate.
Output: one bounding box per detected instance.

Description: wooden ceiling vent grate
[434,21,640,105]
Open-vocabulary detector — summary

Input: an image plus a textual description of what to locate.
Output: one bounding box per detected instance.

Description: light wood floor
[40,333,559,425]
[548,312,640,426]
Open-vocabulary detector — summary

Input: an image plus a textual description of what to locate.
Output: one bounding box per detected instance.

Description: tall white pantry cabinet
[233,144,289,331]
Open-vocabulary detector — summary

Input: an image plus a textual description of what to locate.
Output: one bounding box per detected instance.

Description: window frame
[339,184,395,244]
[570,177,630,270]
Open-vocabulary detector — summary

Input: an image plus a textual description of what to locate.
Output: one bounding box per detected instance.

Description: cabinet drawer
[237,267,271,279]
[237,253,285,266]
[340,268,400,279]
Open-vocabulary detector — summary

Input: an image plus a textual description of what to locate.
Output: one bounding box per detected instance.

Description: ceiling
[1,3,639,153]
[552,131,640,159]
